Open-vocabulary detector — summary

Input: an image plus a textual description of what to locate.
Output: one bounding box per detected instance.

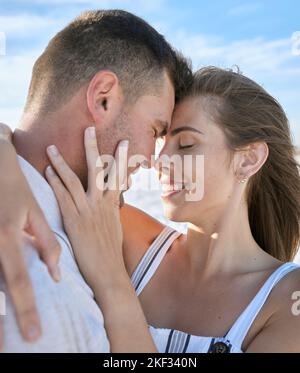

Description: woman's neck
[184,188,274,278]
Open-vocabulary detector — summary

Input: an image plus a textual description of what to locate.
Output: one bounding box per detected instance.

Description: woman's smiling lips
[160,182,186,199]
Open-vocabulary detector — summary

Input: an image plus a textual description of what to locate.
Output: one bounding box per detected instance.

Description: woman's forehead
[171,97,215,130]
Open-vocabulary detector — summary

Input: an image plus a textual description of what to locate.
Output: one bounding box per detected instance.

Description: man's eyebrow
[170,126,204,136]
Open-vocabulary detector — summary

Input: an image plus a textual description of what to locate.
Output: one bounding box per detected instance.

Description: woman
[44,67,300,353]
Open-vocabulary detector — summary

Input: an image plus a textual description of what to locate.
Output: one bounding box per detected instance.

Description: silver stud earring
[235,170,248,184]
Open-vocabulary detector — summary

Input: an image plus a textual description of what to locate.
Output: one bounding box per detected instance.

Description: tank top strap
[225,262,300,350]
[131,226,181,296]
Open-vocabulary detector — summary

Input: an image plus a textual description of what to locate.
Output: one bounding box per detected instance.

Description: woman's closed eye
[178,133,196,150]
[179,144,194,149]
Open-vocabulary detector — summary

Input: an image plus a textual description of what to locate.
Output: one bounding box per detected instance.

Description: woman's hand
[0,123,61,347]
[45,126,128,293]
[45,127,157,352]
[0,122,12,142]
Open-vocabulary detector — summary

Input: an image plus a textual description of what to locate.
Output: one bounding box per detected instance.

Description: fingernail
[26,325,41,341]
[52,266,61,282]
[120,140,129,148]
[47,145,59,156]
[46,165,55,176]
[87,127,96,139]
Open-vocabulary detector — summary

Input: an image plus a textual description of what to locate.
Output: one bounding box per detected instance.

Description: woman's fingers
[46,145,87,213]
[45,166,78,220]
[26,205,61,282]
[117,140,129,189]
[0,232,42,344]
[106,140,129,203]
[84,127,105,199]
[0,122,13,142]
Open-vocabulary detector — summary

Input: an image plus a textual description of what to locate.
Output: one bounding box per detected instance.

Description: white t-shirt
[0,156,110,352]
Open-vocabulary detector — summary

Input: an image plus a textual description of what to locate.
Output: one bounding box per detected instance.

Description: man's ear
[234,142,269,180]
[86,71,122,124]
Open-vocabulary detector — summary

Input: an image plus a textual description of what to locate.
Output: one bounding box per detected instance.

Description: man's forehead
[160,71,175,102]
[157,86,175,127]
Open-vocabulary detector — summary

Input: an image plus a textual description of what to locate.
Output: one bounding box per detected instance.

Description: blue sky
[0,0,299,146]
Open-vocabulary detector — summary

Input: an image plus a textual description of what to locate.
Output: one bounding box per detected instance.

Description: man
[0,9,192,351]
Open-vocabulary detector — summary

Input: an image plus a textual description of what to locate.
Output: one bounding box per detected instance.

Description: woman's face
[157,96,237,224]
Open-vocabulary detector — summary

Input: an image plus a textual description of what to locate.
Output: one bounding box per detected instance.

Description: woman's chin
[161,190,192,222]
[162,204,185,222]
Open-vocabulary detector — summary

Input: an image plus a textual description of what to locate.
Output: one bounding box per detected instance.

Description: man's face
[98,71,175,175]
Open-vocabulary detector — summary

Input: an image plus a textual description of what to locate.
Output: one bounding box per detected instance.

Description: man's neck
[13,111,88,186]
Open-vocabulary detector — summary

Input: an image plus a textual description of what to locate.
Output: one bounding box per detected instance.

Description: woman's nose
[154,153,173,174]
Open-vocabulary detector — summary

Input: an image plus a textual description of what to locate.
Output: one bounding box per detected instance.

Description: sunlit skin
[120,96,300,352]
[38,93,300,352]
[1,88,300,352]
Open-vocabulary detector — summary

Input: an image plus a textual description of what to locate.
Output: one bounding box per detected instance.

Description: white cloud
[0,14,62,38]
[0,31,5,55]
[168,30,299,146]
[0,49,40,127]
[0,2,168,40]
[0,108,22,129]
[171,31,300,75]
[290,118,300,146]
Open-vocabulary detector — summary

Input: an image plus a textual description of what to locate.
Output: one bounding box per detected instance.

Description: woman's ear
[234,142,269,180]
[86,71,122,124]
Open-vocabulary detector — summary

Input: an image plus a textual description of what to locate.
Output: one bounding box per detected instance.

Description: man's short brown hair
[25,9,192,114]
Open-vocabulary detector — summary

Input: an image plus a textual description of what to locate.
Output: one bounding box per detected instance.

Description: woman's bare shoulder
[120,204,166,276]
[271,264,300,300]
[246,265,300,352]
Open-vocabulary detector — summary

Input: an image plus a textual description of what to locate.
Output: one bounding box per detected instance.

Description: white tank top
[130,226,299,353]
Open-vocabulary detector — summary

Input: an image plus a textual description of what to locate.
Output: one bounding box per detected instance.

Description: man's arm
[0,123,61,346]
